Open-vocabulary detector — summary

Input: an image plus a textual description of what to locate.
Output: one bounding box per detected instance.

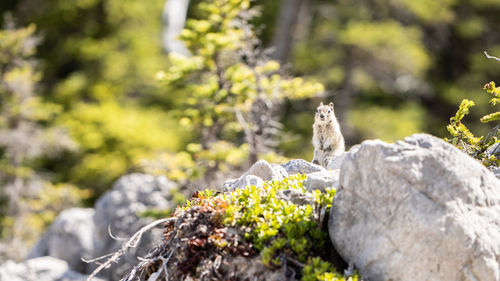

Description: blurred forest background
[0,0,499,261]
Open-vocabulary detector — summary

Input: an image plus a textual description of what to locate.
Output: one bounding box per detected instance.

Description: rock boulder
[329,133,500,281]
[27,208,95,272]
[223,160,287,191]
[92,173,177,280]
[281,159,326,175]
[0,256,104,281]
[304,170,340,192]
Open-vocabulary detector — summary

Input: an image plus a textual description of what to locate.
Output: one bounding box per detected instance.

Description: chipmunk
[312,102,345,167]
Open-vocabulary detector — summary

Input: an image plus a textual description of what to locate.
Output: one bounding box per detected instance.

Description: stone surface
[326,145,360,170]
[26,173,177,280]
[224,160,290,191]
[270,164,288,179]
[329,133,500,281]
[27,208,95,272]
[92,173,177,280]
[277,189,315,205]
[222,178,239,191]
[244,160,287,181]
[223,175,265,191]
[0,257,105,281]
[489,166,500,179]
[486,142,500,157]
[281,159,326,175]
[304,170,340,192]
[237,175,264,190]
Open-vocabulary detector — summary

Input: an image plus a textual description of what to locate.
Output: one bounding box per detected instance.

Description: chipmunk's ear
[329,102,334,108]
[319,102,324,106]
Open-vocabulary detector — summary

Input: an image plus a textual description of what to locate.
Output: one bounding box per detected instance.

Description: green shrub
[157,0,324,181]
[171,175,358,281]
[446,82,500,166]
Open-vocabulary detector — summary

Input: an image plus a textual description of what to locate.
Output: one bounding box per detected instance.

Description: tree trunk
[271,0,309,63]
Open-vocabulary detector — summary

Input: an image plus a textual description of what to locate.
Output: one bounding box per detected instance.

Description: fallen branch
[484,51,500,61]
[83,217,177,281]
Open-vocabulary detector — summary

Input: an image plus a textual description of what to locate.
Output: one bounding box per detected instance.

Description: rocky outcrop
[25,173,178,281]
[225,174,265,191]
[27,208,95,272]
[303,170,340,192]
[223,160,288,191]
[329,134,500,281]
[224,159,334,192]
[281,159,326,175]
[0,256,105,281]
[92,174,176,280]
[326,145,359,170]
[7,133,500,281]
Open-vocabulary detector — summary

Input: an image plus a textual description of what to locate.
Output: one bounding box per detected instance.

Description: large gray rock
[329,133,500,281]
[25,174,177,280]
[327,145,360,170]
[281,159,326,175]
[92,173,177,280]
[0,256,104,281]
[304,170,340,192]
[27,208,95,272]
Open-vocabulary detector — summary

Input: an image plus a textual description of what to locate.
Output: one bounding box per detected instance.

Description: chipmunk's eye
[328,110,331,113]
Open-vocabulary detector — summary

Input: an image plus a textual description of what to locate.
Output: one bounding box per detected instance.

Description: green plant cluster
[303,257,358,281]
[481,81,500,123]
[446,82,500,166]
[221,175,355,281]
[166,174,356,280]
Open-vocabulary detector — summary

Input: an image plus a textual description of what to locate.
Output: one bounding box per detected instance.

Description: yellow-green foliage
[173,175,358,280]
[0,25,81,257]
[340,21,430,76]
[302,257,358,281]
[59,101,185,195]
[349,103,426,142]
[35,0,168,105]
[446,82,500,166]
[2,182,88,248]
[224,175,357,280]
[157,0,324,178]
[290,0,500,145]
[6,0,180,199]
[481,82,500,123]
[400,0,456,23]
[447,99,481,145]
[137,152,197,184]
[0,24,36,63]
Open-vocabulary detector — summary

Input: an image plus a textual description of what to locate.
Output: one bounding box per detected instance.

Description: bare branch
[81,252,115,264]
[85,217,177,281]
[108,225,126,241]
[484,51,500,61]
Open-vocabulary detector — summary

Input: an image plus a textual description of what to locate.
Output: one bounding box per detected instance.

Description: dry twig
[484,51,500,61]
[83,217,177,281]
